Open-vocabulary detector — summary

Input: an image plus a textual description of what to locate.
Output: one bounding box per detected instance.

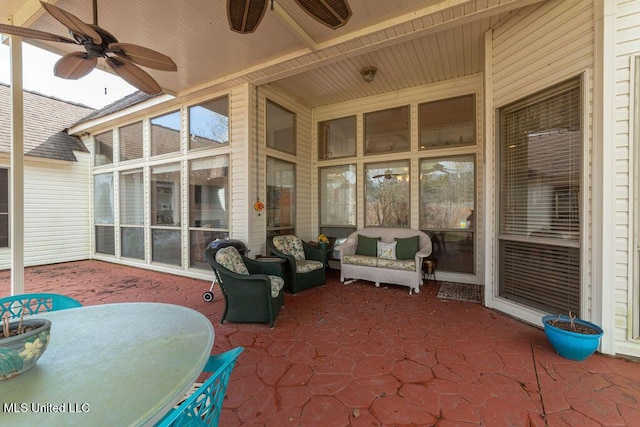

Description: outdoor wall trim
[68,94,174,135]
[592,0,616,355]
[9,35,25,296]
[483,28,496,309]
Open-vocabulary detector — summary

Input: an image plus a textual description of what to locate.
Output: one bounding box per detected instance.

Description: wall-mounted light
[361,66,377,83]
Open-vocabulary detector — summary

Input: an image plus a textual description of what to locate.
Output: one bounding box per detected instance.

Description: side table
[423,259,437,284]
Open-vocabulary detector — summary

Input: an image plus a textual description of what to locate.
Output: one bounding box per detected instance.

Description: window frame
[364,105,410,155]
[364,160,410,228]
[266,100,296,155]
[497,77,582,316]
[188,96,230,150]
[319,164,357,227]
[150,110,182,157]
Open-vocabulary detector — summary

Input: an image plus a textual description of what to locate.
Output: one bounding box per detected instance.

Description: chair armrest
[216,265,269,284]
[244,257,283,276]
[215,266,272,297]
[336,242,356,258]
[302,241,325,262]
[416,248,432,259]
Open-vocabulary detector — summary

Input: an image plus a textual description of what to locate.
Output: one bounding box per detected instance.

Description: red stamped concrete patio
[1,260,639,426]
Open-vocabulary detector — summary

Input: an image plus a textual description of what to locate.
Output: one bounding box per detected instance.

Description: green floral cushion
[343,255,378,267]
[215,246,249,275]
[296,260,324,273]
[268,275,285,297]
[272,235,305,261]
[377,259,415,271]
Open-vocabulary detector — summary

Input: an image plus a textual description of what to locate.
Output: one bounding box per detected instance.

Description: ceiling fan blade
[108,43,177,71]
[294,0,352,29]
[0,23,77,44]
[40,1,102,44]
[106,57,162,95]
[54,51,97,79]
[227,0,268,33]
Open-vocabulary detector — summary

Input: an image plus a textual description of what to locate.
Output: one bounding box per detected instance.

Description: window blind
[498,78,582,315]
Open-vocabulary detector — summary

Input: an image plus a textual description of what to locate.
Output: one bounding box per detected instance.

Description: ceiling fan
[372,169,406,181]
[228,0,352,34]
[0,1,177,95]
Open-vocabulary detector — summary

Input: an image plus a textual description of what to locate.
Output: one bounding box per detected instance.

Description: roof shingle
[0,83,95,162]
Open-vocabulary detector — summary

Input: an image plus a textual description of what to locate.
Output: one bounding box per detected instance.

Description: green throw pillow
[356,235,379,257]
[395,235,420,260]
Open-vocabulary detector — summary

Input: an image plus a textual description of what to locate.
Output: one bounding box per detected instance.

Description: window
[151,163,181,265]
[266,100,296,154]
[94,173,115,255]
[364,106,410,155]
[499,78,581,315]
[94,131,113,166]
[119,122,143,161]
[365,161,410,227]
[419,95,475,150]
[419,155,475,274]
[319,165,356,227]
[151,111,181,156]
[120,169,144,260]
[189,97,229,149]
[0,168,8,247]
[266,157,295,237]
[189,156,229,268]
[318,116,356,160]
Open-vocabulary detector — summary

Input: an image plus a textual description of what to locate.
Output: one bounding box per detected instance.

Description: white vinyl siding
[229,84,251,251]
[489,0,594,327]
[0,153,91,269]
[615,0,640,357]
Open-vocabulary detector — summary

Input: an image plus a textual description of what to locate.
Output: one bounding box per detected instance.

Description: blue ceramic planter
[542,315,603,361]
[0,319,51,380]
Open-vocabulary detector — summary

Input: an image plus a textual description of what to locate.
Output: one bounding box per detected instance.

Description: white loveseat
[336,228,432,295]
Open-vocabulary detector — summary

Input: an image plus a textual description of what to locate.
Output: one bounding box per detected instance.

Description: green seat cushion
[395,235,420,260]
[356,235,379,257]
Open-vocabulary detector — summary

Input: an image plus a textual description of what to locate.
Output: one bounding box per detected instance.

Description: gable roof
[0,83,95,162]
[74,91,158,125]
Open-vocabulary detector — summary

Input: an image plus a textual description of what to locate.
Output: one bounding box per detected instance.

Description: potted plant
[317,234,330,251]
[0,314,51,380]
[542,311,603,361]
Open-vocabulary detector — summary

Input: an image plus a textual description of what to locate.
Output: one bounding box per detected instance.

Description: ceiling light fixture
[361,66,377,83]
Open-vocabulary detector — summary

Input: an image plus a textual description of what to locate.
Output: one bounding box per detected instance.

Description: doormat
[437,282,482,303]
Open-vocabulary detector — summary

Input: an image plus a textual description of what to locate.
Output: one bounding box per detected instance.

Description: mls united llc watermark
[3,402,90,413]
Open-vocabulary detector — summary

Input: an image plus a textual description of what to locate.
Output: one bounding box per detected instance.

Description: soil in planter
[545,320,600,335]
[2,323,40,339]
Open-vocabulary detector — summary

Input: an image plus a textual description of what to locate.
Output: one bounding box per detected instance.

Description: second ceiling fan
[0,1,177,94]
[228,0,352,34]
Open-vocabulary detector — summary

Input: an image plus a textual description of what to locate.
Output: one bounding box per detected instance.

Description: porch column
[9,35,25,295]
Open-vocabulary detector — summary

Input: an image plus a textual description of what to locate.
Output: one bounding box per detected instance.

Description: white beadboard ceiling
[1,0,544,108]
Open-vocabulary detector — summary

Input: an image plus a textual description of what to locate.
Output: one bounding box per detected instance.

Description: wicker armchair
[204,245,284,327]
[267,235,326,294]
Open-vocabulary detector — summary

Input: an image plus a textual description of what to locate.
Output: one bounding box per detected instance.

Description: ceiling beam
[272,1,318,51]
[4,0,54,26]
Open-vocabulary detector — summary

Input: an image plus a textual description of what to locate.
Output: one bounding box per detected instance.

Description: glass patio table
[0,302,214,426]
